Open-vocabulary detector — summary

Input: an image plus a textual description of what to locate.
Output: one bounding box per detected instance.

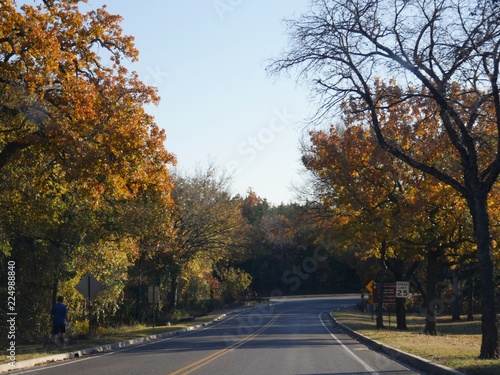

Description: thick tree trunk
[469,194,500,359]
[424,249,439,335]
[386,258,417,331]
[396,298,407,330]
[376,279,386,330]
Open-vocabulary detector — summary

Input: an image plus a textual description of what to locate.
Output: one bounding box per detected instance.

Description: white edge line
[319,311,380,375]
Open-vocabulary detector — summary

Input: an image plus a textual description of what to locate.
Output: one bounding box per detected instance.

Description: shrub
[218,267,252,304]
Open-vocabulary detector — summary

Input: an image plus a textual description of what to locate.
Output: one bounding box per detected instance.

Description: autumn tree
[167,166,247,308]
[241,189,270,225]
[304,125,473,333]
[0,0,175,189]
[0,0,176,339]
[304,125,424,330]
[270,0,500,358]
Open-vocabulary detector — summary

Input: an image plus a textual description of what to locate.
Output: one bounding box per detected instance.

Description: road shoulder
[328,312,467,375]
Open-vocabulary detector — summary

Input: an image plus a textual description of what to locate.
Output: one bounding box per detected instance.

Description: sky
[88,0,315,204]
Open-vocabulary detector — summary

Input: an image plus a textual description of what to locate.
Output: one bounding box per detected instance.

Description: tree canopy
[269,0,500,358]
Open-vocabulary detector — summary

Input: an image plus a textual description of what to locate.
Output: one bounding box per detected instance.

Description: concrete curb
[328,312,467,375]
[0,313,229,373]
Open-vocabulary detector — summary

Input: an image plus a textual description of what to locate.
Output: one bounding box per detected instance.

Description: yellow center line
[168,314,281,375]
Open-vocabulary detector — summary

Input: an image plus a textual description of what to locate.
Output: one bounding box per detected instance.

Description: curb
[328,312,467,375]
[0,313,229,373]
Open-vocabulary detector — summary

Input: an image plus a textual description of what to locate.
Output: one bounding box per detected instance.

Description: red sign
[372,283,396,304]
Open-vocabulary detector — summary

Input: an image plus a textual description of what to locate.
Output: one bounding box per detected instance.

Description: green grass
[1,314,221,365]
[332,310,500,375]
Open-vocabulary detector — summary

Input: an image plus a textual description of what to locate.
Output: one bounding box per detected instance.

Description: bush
[70,320,89,338]
[167,309,191,323]
[218,267,252,304]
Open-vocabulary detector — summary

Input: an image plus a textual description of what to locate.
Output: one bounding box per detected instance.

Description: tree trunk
[52,270,59,306]
[469,193,500,358]
[396,298,407,330]
[51,261,64,306]
[451,268,461,321]
[135,269,142,321]
[424,249,439,335]
[169,268,180,310]
[386,258,417,331]
[376,242,387,329]
[376,280,385,329]
[467,275,475,322]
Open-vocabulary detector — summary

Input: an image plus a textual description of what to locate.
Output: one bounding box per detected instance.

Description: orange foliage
[303,80,473,263]
[0,0,176,206]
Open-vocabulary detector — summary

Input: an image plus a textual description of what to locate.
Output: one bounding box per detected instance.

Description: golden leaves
[303,79,473,261]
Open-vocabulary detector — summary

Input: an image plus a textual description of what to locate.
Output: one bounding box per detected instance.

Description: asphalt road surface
[15,296,418,375]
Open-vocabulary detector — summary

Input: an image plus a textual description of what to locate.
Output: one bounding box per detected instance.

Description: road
[15,296,418,375]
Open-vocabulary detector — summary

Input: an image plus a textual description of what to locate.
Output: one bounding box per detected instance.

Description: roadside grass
[2,314,221,365]
[332,310,500,375]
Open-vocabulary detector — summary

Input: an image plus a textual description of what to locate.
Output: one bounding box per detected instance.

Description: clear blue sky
[90,0,314,204]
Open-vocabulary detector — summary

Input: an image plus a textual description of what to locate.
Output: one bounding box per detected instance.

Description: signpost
[75,273,103,335]
[148,286,160,304]
[372,283,396,304]
[371,281,411,326]
[372,283,396,326]
[396,281,410,298]
[364,280,375,304]
[75,273,103,301]
[148,286,160,328]
[365,280,375,293]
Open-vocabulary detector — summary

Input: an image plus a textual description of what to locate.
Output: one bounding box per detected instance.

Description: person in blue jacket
[51,296,68,349]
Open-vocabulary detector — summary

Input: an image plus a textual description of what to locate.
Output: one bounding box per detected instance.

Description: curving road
[15,296,417,375]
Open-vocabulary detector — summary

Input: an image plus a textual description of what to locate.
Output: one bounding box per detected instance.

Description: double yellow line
[169,314,280,375]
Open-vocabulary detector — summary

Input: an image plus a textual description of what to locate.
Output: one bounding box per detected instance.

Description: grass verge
[1,314,221,365]
[332,310,500,375]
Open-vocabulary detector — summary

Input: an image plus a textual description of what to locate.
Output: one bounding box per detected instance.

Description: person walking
[51,296,68,349]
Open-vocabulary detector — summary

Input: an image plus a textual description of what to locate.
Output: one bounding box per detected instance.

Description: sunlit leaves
[302,80,474,275]
[0,0,176,337]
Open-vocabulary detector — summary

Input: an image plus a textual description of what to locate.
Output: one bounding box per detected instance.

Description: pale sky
[90,1,314,204]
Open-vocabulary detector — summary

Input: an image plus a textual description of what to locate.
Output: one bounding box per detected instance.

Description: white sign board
[396,281,410,298]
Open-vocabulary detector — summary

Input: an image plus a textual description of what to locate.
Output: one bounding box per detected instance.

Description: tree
[167,166,246,308]
[217,267,252,304]
[0,0,176,339]
[269,0,500,358]
[241,189,270,225]
[0,1,175,189]
[303,123,472,332]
